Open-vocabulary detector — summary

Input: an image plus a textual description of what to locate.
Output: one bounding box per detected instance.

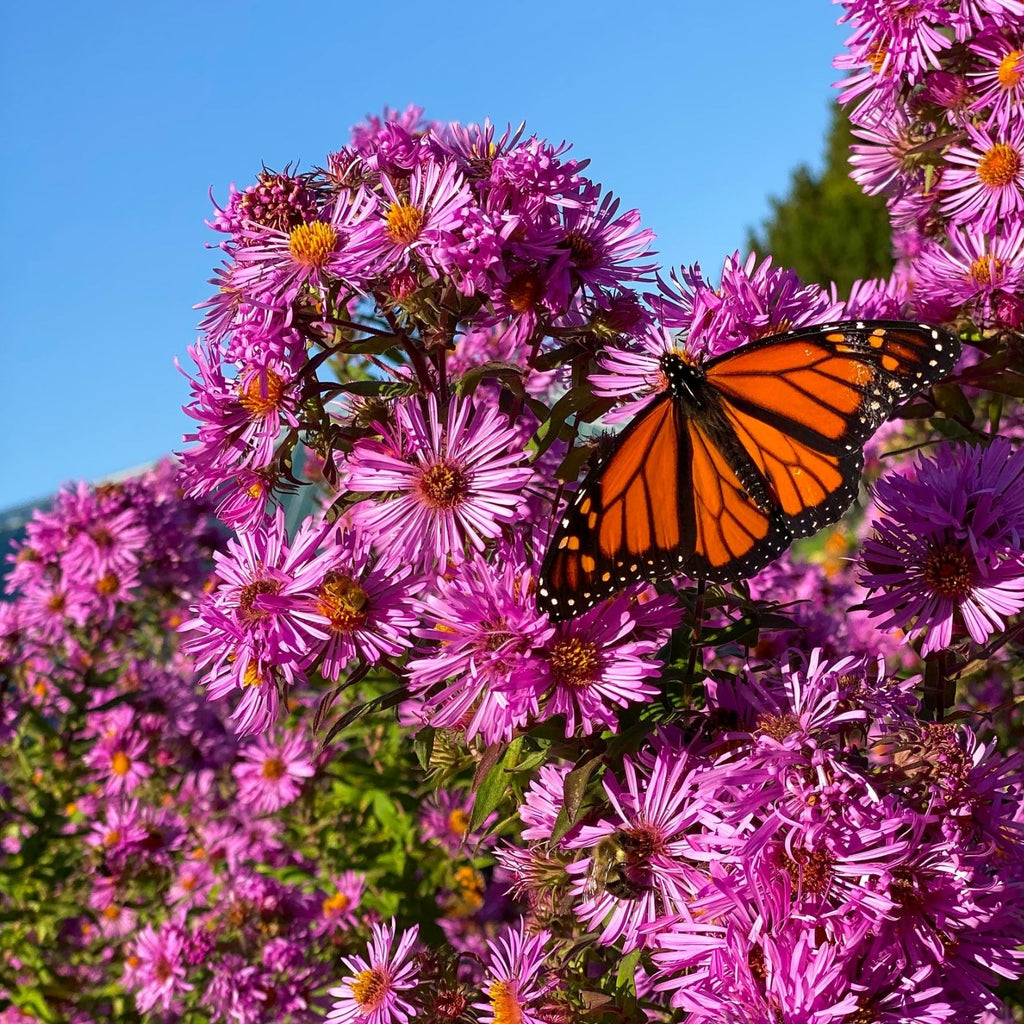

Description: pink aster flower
[232,185,377,303]
[539,594,671,738]
[551,191,656,301]
[912,223,1024,326]
[849,107,927,200]
[312,530,421,680]
[970,32,1024,132]
[178,338,305,491]
[406,540,553,743]
[232,730,317,813]
[565,730,714,951]
[327,919,420,1024]
[474,920,556,1024]
[344,394,533,571]
[860,439,1024,654]
[939,121,1024,230]
[319,870,366,933]
[419,787,497,855]
[519,761,575,843]
[180,508,343,731]
[588,323,676,424]
[83,727,152,797]
[837,0,955,84]
[124,921,194,1015]
[354,159,472,279]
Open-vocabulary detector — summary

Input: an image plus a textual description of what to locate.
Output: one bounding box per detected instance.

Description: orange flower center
[386,201,425,245]
[111,751,131,777]
[316,572,369,632]
[505,269,543,314]
[239,367,287,417]
[924,544,973,599]
[549,636,600,688]
[977,143,1021,188]
[418,460,469,510]
[96,572,120,596]
[448,808,470,837]
[261,756,286,781]
[288,221,338,267]
[323,891,351,915]
[970,254,1003,287]
[489,980,524,1024]
[351,967,389,1011]
[867,43,888,75]
[998,49,1024,90]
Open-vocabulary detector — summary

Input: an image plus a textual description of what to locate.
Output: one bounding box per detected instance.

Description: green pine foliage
[748,104,893,295]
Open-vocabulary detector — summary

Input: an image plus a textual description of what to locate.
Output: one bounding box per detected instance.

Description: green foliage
[747,104,893,295]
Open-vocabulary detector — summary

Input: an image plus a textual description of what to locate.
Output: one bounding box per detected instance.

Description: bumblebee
[584,830,653,901]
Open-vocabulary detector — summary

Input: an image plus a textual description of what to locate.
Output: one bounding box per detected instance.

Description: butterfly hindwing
[684,417,791,582]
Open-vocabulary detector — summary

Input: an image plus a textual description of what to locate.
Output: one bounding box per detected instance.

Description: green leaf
[468,737,522,832]
[615,947,642,993]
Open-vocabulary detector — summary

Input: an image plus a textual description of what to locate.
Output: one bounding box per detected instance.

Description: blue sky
[0,2,850,510]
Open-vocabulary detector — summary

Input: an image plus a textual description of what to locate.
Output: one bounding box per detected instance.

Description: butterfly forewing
[536,320,961,621]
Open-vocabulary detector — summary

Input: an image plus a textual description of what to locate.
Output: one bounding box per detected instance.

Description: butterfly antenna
[683,577,707,702]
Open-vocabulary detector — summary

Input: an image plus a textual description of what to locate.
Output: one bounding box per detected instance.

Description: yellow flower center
[998,49,1024,90]
[260,756,286,781]
[239,367,286,417]
[103,904,121,921]
[386,201,425,245]
[417,460,469,510]
[111,751,131,777]
[924,544,974,599]
[316,572,369,632]
[288,221,338,267]
[549,636,600,688]
[351,967,389,1011]
[970,254,1003,287]
[104,828,121,847]
[243,662,268,688]
[977,142,1021,188]
[489,980,524,1024]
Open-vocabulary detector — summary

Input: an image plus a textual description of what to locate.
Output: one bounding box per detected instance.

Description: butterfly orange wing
[537,396,694,620]
[537,320,960,620]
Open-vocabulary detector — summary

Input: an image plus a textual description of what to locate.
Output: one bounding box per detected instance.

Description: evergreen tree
[748,104,893,296]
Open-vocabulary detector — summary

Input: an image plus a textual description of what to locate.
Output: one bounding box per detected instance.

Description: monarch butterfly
[536,320,961,621]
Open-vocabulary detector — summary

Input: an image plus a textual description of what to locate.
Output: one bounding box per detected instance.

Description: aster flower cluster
[835,0,1024,331]
[1,472,527,1023]
[503,652,1024,1021]
[161,81,1024,1020]
[8,3,1024,1016]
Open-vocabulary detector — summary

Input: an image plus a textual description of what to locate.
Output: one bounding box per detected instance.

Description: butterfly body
[537,320,960,621]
